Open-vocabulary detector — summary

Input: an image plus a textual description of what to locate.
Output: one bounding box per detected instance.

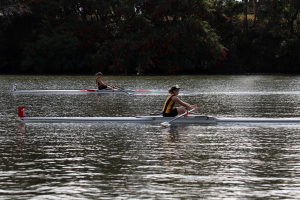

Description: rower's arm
[172,96,196,110]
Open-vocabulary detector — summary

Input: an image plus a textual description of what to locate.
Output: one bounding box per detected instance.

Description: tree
[0,0,30,32]
[92,0,234,74]
[19,0,104,73]
[252,0,300,73]
[1,0,244,74]
[0,0,30,73]
[257,0,300,37]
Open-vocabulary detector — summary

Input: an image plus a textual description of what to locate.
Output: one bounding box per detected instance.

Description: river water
[1,75,300,199]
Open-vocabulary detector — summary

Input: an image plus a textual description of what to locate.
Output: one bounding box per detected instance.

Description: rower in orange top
[95,72,113,90]
[162,85,198,117]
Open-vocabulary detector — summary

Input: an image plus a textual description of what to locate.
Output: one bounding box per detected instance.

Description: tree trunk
[244,0,249,37]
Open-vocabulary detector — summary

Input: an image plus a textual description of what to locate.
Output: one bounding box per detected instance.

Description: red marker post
[18,106,25,117]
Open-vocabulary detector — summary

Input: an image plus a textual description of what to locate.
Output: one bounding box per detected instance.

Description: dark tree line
[0,0,299,74]
[236,0,300,73]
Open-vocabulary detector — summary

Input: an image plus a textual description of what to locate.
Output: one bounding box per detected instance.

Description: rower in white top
[13,84,17,91]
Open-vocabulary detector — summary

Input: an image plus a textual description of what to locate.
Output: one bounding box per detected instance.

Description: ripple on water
[2,75,300,199]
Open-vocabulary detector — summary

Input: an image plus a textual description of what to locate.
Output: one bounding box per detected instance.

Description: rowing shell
[17,107,300,124]
[18,115,216,123]
[17,115,300,124]
[12,89,194,94]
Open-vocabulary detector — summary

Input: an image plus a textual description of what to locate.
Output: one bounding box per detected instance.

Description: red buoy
[18,106,25,117]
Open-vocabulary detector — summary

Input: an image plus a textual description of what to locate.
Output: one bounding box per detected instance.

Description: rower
[95,72,113,90]
[162,85,198,117]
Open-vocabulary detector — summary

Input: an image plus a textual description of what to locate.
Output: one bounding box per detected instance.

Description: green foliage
[17,0,98,73]
[91,0,233,74]
[4,0,300,74]
[0,34,17,73]
[22,33,86,73]
[0,20,26,73]
[216,0,244,18]
[223,0,300,74]
[1,0,241,74]
[257,0,300,36]
[278,36,300,73]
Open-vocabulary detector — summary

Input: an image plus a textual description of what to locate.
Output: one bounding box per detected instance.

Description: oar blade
[160,122,171,127]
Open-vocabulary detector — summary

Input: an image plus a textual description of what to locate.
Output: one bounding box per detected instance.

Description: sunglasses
[175,89,180,91]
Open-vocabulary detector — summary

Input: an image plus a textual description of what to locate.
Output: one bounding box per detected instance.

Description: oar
[161,108,196,127]
[106,82,133,95]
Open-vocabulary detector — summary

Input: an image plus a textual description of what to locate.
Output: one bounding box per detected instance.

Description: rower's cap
[95,72,103,76]
[169,85,180,94]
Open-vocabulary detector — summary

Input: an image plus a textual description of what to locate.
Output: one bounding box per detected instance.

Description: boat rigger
[17,107,300,124]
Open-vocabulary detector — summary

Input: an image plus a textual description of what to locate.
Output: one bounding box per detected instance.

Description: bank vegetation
[0,0,299,74]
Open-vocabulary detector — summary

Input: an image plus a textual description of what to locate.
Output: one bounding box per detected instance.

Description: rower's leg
[176,107,186,114]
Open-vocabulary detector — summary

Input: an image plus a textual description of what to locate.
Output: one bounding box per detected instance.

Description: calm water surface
[1,75,300,199]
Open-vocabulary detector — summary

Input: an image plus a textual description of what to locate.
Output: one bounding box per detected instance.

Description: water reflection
[3,75,300,199]
[17,123,25,134]
[1,122,300,199]
[16,123,26,158]
[161,125,188,143]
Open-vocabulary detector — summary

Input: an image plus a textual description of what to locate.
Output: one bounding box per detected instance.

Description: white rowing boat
[17,115,216,123]
[17,116,300,124]
[12,84,193,94]
[17,107,300,124]
[12,89,193,94]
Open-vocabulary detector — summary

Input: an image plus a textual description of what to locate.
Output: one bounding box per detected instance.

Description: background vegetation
[0,0,299,74]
